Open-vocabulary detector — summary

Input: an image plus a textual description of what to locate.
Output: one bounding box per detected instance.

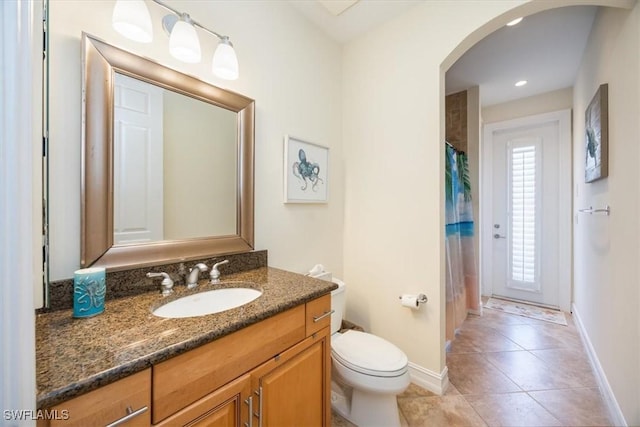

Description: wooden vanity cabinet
[40,368,151,427]
[152,305,306,423]
[153,294,332,426]
[40,294,332,427]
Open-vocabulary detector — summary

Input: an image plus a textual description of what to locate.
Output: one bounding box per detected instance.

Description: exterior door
[113,73,164,245]
[482,110,571,309]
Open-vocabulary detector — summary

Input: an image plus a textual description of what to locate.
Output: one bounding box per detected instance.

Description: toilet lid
[331,330,408,377]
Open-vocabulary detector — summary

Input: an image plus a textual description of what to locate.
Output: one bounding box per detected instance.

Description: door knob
[493,234,506,239]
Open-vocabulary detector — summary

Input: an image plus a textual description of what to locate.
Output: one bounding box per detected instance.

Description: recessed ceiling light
[507,17,523,26]
[515,80,528,87]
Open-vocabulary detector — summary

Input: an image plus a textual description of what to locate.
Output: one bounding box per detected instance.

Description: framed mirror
[81,33,254,271]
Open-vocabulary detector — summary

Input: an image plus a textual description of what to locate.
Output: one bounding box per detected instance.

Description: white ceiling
[288,2,598,107]
[446,6,598,106]
[288,0,420,44]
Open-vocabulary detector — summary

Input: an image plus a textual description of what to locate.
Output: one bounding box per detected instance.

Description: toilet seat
[331,330,408,377]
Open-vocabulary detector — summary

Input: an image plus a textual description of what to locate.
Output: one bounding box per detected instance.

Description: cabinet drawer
[153,305,305,423]
[47,369,150,427]
[306,294,332,336]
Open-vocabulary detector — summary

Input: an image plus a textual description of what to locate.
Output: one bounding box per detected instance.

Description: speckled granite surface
[36,266,336,409]
[43,250,268,312]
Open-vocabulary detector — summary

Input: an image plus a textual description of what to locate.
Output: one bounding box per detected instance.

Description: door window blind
[509,144,539,288]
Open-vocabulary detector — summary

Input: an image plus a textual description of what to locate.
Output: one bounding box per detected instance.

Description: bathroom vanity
[36,267,336,426]
[36,29,338,426]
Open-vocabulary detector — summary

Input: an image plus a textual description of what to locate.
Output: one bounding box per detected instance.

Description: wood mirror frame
[81,33,254,271]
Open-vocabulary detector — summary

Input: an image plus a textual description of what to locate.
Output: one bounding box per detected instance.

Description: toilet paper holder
[398,294,428,304]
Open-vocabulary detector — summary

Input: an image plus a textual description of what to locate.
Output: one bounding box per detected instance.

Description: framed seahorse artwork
[284,135,329,203]
[585,83,608,183]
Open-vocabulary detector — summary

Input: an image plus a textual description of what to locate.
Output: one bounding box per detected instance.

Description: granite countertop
[36,267,337,409]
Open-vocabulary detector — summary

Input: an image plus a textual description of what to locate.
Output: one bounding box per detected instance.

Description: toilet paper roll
[400,295,419,309]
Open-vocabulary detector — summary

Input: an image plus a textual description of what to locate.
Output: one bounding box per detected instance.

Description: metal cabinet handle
[105,405,148,427]
[493,234,506,239]
[253,387,263,427]
[244,396,253,427]
[313,310,334,323]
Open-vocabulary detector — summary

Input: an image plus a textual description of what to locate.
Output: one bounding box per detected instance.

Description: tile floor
[332,306,613,427]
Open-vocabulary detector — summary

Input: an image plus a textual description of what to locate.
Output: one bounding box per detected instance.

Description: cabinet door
[153,374,251,427]
[153,305,305,422]
[251,328,330,427]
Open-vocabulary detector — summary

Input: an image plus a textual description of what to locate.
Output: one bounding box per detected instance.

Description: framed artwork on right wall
[585,83,609,183]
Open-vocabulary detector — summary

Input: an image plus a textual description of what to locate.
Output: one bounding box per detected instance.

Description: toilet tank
[330,279,346,335]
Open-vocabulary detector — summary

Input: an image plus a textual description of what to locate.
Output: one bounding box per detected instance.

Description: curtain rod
[445,140,465,154]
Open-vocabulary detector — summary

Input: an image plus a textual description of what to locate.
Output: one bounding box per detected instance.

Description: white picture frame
[283,135,329,203]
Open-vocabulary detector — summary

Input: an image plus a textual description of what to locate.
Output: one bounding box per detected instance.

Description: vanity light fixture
[112,0,153,43]
[168,13,201,63]
[111,0,240,80]
[515,80,528,87]
[211,36,239,80]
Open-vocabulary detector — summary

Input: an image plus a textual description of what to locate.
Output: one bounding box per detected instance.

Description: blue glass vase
[73,267,106,318]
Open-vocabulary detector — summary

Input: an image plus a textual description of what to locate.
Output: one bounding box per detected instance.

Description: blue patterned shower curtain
[445,144,479,342]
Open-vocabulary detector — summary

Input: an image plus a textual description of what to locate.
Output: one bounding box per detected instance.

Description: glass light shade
[112,0,153,43]
[212,38,239,80]
[169,18,201,63]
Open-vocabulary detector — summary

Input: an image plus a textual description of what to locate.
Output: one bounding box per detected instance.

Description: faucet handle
[210,259,229,283]
[147,272,174,296]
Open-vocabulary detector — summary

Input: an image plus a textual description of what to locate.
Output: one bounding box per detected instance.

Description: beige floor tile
[331,409,357,427]
[530,348,598,388]
[484,351,580,391]
[398,395,487,427]
[529,387,613,426]
[447,353,521,395]
[335,302,611,427]
[443,382,461,396]
[448,326,524,354]
[488,324,566,350]
[465,392,563,426]
[399,382,440,398]
[466,309,530,328]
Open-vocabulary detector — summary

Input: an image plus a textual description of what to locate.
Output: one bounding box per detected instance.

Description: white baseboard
[408,362,449,395]
[571,303,627,426]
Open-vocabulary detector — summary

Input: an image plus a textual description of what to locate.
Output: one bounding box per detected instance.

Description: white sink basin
[153,287,262,319]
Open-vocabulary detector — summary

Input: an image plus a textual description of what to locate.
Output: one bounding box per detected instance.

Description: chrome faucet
[186,263,208,289]
[147,272,174,296]
[210,260,229,284]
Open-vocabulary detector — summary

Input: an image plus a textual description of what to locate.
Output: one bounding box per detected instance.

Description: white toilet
[329,278,410,427]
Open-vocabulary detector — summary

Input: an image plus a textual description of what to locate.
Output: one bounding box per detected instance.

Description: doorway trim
[480,109,572,312]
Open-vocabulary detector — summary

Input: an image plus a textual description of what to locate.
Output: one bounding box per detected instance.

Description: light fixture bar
[151,0,226,41]
[115,0,239,79]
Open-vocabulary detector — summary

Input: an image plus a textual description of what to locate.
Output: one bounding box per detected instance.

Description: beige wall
[162,91,237,239]
[342,0,530,385]
[48,0,344,280]
[572,4,640,425]
[482,87,574,123]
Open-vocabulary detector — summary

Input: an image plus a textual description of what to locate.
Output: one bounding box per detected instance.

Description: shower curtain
[445,143,479,343]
